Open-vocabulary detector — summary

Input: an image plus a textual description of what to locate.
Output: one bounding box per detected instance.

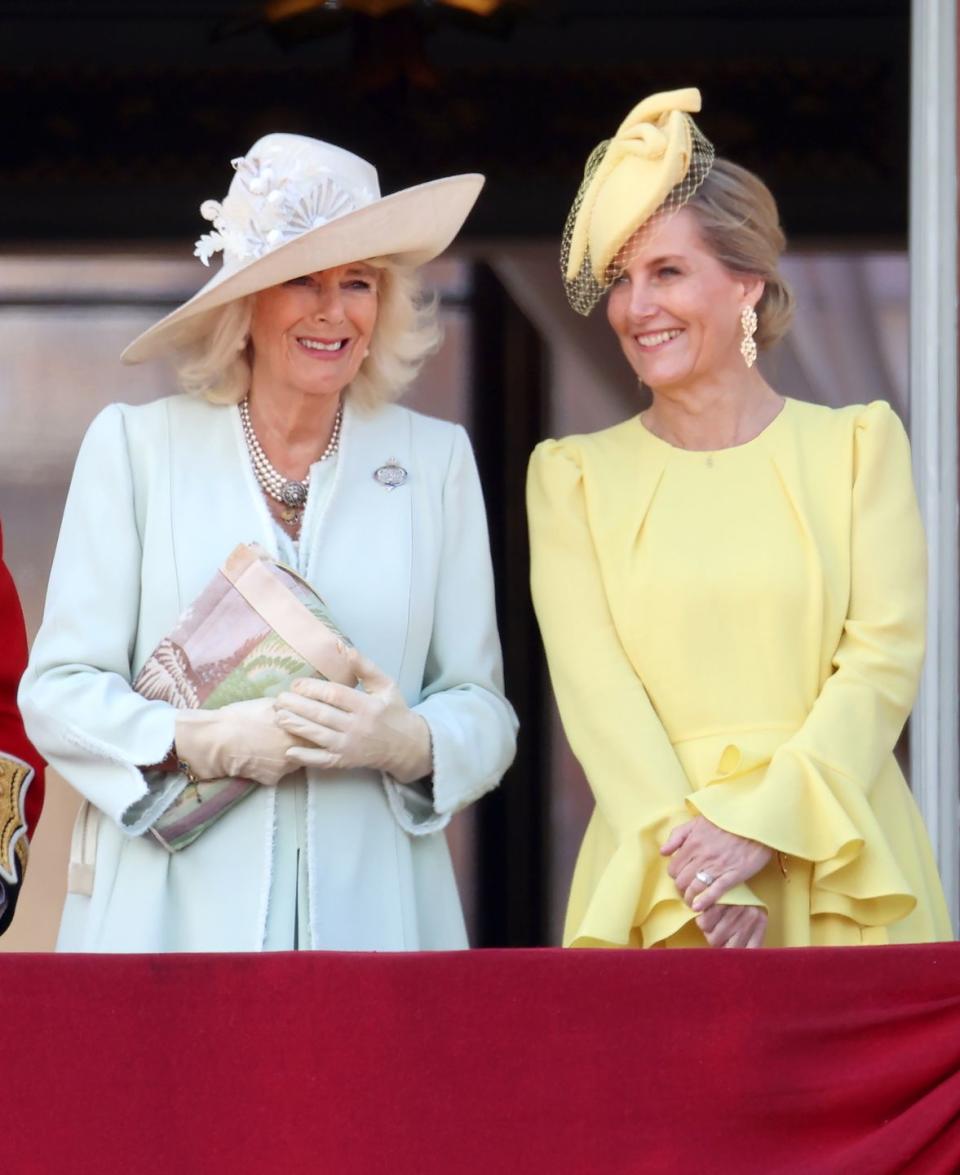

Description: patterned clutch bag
[133,543,354,852]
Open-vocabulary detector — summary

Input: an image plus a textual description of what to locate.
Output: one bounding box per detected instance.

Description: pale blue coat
[19,394,518,952]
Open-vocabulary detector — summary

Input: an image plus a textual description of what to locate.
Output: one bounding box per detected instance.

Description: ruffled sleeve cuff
[687,739,916,928]
[565,823,764,949]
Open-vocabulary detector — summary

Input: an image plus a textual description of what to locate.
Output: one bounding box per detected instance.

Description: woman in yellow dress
[527,88,952,949]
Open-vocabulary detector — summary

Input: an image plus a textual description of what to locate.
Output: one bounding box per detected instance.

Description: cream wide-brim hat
[122,132,484,364]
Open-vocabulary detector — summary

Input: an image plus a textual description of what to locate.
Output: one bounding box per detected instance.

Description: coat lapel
[167,397,277,616]
[300,401,413,681]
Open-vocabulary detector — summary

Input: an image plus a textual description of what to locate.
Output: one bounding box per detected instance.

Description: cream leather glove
[274,646,433,784]
[175,697,307,787]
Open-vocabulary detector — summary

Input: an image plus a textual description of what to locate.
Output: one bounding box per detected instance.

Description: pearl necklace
[239,396,342,522]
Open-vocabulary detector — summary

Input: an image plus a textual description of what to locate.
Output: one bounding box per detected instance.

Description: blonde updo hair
[685,158,794,349]
[168,259,441,411]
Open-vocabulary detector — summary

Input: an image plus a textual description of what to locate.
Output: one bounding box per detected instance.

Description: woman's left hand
[661,816,772,913]
[695,902,768,949]
[275,646,433,784]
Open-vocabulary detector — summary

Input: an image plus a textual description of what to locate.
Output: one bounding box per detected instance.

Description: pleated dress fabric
[527,397,953,949]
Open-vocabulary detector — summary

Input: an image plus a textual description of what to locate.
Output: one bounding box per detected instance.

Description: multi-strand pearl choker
[239,395,342,523]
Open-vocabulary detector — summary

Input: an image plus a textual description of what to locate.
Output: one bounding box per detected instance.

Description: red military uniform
[0,525,44,934]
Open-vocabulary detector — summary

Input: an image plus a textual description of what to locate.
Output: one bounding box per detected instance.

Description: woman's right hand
[694,902,767,949]
[174,698,307,787]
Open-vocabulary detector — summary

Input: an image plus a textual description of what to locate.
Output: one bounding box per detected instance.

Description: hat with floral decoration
[122,133,484,363]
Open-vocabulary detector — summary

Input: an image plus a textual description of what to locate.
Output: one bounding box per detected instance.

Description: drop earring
[739,305,758,369]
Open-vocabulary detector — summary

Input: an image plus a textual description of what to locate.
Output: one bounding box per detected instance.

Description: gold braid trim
[0,755,32,885]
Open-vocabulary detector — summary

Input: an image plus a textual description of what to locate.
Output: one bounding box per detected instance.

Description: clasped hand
[275,645,433,785]
[661,816,771,949]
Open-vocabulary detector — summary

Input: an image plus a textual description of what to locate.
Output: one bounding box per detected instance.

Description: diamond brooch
[373,459,408,490]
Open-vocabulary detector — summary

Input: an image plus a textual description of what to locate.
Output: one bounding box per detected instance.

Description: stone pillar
[909,0,959,931]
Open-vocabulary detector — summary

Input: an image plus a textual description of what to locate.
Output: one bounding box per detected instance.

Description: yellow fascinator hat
[561,87,715,314]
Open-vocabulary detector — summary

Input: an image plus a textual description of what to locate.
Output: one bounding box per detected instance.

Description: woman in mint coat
[20,133,517,952]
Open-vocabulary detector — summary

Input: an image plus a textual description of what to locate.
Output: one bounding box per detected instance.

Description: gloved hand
[274,646,433,784]
[175,697,308,787]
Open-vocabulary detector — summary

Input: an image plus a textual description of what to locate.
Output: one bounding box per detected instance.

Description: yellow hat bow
[564,88,708,289]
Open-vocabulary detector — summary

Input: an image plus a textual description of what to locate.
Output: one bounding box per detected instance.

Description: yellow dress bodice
[528,398,952,948]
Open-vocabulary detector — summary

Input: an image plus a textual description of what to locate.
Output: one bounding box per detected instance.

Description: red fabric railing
[7,945,960,1173]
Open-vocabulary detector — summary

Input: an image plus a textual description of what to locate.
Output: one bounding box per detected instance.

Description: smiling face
[248,262,380,401]
[605,207,763,395]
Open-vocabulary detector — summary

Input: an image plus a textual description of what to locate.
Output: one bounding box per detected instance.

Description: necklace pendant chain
[239,395,342,516]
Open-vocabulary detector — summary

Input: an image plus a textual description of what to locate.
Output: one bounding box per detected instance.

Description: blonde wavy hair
[686,158,795,349]
[168,259,441,411]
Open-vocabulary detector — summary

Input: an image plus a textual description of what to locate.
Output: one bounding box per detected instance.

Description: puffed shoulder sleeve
[383,424,518,836]
[688,401,928,928]
[528,438,759,948]
[18,404,183,835]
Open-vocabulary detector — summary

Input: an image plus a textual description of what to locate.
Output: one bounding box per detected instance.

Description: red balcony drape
[6,944,960,1174]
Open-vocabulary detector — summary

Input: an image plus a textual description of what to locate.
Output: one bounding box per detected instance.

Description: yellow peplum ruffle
[566,725,940,949]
